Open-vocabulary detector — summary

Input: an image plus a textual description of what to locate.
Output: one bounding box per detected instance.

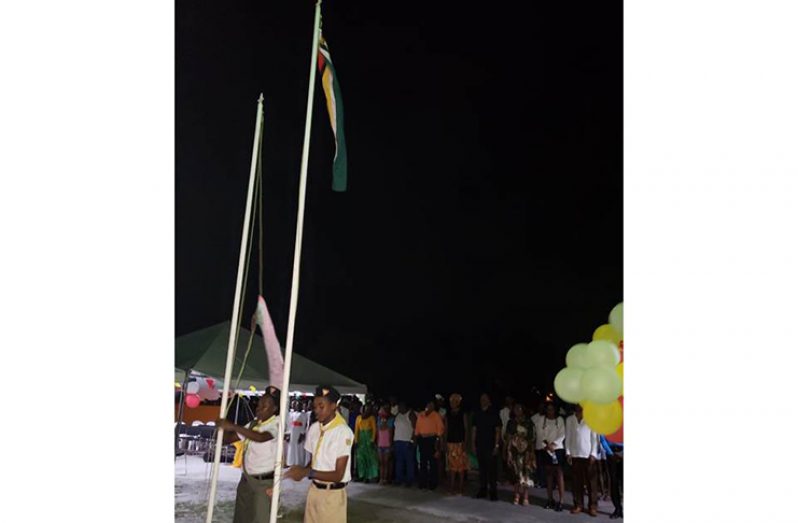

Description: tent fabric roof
[175,322,367,395]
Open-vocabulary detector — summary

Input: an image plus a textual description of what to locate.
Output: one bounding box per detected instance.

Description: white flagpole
[205,94,265,523]
[269,2,322,521]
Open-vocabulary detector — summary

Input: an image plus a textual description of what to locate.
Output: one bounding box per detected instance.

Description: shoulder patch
[345,438,352,446]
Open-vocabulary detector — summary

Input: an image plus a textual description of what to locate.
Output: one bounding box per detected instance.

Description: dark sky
[176,0,622,408]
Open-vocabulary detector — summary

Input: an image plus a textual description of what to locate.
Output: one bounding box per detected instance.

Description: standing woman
[537,402,566,511]
[444,393,469,495]
[286,399,309,467]
[505,403,535,505]
[376,405,394,485]
[354,403,379,483]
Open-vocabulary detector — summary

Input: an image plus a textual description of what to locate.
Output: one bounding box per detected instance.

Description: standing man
[600,435,624,519]
[434,394,448,484]
[531,400,547,489]
[393,401,417,487]
[471,393,502,501]
[565,404,599,517]
[286,385,354,523]
[415,400,445,490]
[216,386,281,523]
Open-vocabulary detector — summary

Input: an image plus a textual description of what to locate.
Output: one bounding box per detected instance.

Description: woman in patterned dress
[505,403,536,505]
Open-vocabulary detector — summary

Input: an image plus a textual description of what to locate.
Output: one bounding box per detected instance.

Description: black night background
[176,0,622,408]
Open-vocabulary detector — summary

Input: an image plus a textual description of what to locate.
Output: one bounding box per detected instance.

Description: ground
[175,456,622,522]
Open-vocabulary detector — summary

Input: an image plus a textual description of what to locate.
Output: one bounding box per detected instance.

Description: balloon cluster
[554,302,624,438]
[183,376,221,409]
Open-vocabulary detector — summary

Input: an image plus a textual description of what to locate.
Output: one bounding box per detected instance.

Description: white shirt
[239,416,280,475]
[565,415,599,459]
[304,414,354,483]
[393,411,414,442]
[536,416,565,450]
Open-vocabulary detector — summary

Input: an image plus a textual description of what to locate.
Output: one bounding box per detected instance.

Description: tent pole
[234,394,240,424]
[269,3,322,522]
[205,94,265,523]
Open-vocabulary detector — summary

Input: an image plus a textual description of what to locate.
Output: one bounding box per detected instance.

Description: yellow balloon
[616,362,623,396]
[583,400,623,435]
[249,385,257,392]
[593,324,622,346]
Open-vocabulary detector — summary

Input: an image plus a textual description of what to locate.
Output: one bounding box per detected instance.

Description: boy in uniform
[286,385,354,523]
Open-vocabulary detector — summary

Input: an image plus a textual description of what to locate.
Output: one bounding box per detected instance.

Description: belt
[313,480,347,490]
[248,472,275,480]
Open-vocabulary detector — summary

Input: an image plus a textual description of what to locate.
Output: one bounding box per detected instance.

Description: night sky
[176,0,622,408]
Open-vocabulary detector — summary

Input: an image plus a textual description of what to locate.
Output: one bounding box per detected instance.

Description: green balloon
[609,302,623,338]
[586,340,620,368]
[554,367,585,404]
[566,343,591,369]
[580,367,622,404]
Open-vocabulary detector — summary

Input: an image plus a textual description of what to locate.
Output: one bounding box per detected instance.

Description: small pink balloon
[206,378,215,389]
[185,393,201,408]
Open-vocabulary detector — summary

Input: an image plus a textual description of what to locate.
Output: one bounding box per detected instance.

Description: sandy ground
[175,456,622,522]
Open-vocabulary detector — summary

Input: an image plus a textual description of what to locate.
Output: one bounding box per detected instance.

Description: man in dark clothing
[471,392,502,501]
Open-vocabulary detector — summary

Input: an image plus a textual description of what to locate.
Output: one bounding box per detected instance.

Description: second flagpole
[269,1,322,521]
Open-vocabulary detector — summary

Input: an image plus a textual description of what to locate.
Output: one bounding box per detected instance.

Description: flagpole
[269,2,322,521]
[205,93,265,523]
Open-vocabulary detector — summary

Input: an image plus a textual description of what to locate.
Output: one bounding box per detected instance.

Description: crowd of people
[280,391,624,519]
[214,386,624,522]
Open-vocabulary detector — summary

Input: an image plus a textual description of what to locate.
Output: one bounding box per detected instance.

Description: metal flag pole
[205,94,265,523]
[269,2,322,521]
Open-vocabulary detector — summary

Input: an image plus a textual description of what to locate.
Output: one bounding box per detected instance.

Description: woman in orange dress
[444,393,469,495]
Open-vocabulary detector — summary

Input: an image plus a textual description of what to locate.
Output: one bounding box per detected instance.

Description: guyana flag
[317,33,348,192]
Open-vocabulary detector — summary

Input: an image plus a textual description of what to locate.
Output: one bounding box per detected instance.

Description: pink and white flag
[254,295,285,390]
